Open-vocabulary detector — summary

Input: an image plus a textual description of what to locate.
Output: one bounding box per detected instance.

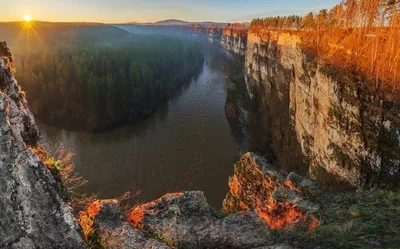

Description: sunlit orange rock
[128,192,184,232]
[128,191,273,249]
[221,23,248,56]
[223,153,320,230]
[222,23,248,39]
[78,199,118,240]
[79,199,171,249]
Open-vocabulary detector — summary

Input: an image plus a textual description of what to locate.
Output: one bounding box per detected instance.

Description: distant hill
[126,19,227,27]
[154,19,189,26]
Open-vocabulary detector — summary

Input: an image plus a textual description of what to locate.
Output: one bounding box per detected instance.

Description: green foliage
[250,15,306,31]
[14,27,204,131]
[45,157,63,175]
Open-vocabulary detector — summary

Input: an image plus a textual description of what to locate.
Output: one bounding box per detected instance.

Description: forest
[9,24,204,131]
[250,0,400,92]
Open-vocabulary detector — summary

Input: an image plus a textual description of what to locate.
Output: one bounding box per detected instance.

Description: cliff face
[205,26,222,44]
[0,43,87,248]
[220,26,248,56]
[200,24,248,56]
[244,31,400,189]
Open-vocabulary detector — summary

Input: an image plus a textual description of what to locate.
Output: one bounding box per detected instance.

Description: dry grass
[29,144,98,210]
[274,190,400,248]
[48,145,99,210]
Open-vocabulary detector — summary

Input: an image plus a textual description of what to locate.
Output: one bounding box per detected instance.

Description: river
[37,46,249,208]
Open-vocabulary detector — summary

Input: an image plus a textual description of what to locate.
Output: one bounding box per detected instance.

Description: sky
[1,0,342,23]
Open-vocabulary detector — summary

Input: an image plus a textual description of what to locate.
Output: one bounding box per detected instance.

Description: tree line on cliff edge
[250,0,400,92]
[10,25,204,132]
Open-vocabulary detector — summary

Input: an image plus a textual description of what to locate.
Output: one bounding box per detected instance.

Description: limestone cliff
[220,25,248,56]
[205,25,222,44]
[0,42,87,248]
[199,24,248,56]
[244,30,400,189]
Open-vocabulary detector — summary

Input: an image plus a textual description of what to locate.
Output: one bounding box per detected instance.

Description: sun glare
[24,16,31,23]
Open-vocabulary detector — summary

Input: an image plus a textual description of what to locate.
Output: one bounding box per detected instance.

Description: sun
[24,15,32,23]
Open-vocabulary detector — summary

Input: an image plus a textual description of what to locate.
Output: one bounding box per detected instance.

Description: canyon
[1,20,400,249]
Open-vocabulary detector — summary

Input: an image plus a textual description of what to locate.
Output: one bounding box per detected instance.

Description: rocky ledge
[76,153,326,249]
[224,153,321,230]
[80,191,297,249]
[77,152,400,249]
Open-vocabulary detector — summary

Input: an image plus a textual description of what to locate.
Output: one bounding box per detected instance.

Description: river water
[38,46,248,208]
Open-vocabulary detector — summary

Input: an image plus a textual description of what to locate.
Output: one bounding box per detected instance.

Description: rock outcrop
[0,42,87,248]
[245,30,400,189]
[79,200,172,249]
[129,191,273,249]
[224,153,320,230]
[79,190,302,249]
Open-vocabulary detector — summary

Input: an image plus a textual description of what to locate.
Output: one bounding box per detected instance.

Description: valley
[0,1,400,248]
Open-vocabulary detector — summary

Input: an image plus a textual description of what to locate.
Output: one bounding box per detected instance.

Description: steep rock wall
[205,26,222,44]
[220,26,248,56]
[244,31,400,189]
[0,42,87,248]
[200,24,248,56]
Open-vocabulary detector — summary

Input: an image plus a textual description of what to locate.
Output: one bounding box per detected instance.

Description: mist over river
[37,46,248,208]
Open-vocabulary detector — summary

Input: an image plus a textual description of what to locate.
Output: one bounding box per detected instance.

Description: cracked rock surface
[129,191,274,249]
[0,45,87,249]
[79,200,173,249]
